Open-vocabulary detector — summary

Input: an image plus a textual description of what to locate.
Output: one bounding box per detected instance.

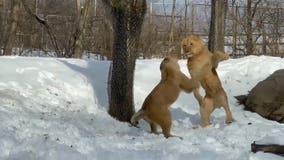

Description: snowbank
[0,55,283,160]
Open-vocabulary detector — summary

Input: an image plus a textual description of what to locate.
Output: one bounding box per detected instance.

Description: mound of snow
[0,55,283,160]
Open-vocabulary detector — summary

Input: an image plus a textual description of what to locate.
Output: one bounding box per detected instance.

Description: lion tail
[130,109,146,126]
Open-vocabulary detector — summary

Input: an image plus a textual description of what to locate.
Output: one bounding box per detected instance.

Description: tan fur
[131,57,198,138]
[212,51,230,68]
[181,35,234,127]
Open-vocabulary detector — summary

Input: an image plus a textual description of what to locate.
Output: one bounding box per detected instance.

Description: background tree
[69,0,94,58]
[169,0,176,43]
[2,0,20,55]
[21,0,63,57]
[103,0,147,122]
[246,0,261,55]
[184,0,189,35]
[208,0,227,52]
[0,0,282,58]
[21,0,95,58]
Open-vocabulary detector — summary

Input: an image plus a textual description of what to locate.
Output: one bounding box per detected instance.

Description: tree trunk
[103,19,113,60]
[3,0,20,55]
[261,21,267,55]
[208,0,227,53]
[274,7,280,56]
[246,0,253,55]
[246,0,261,55]
[106,0,146,122]
[169,0,176,43]
[232,5,238,56]
[184,0,188,35]
[72,0,93,58]
[108,8,132,121]
[191,4,194,34]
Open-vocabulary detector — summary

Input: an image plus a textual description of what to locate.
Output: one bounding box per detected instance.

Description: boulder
[236,69,284,123]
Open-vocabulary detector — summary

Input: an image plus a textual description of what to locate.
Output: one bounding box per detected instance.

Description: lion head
[160,56,180,81]
[181,35,205,58]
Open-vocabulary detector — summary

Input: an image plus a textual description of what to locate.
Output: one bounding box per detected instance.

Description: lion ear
[160,63,163,70]
[160,58,167,70]
[164,57,170,63]
[181,39,186,46]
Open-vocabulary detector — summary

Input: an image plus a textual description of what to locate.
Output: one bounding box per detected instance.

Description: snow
[0,55,284,160]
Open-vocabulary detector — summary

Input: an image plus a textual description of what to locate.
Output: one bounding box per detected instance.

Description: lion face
[181,35,204,58]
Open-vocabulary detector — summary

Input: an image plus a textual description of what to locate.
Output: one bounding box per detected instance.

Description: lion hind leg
[200,97,214,127]
[218,92,234,124]
[224,110,234,124]
[155,111,182,139]
[150,123,159,135]
[144,116,159,134]
[193,88,203,107]
[150,109,176,138]
[223,102,234,124]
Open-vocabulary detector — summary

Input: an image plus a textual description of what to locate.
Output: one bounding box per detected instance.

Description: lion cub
[131,56,198,138]
[181,35,233,127]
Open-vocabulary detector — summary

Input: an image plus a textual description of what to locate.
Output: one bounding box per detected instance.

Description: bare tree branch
[20,0,62,57]
[252,0,262,18]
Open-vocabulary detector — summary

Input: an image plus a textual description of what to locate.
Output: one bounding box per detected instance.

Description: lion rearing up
[181,35,234,127]
[131,56,198,138]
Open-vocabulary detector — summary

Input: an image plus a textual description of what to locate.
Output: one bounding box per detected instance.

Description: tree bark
[184,0,189,35]
[232,4,238,55]
[246,0,253,55]
[103,19,113,60]
[71,0,93,58]
[108,7,132,121]
[246,0,261,55]
[261,21,267,55]
[3,0,20,55]
[104,0,146,122]
[208,0,227,53]
[169,0,176,43]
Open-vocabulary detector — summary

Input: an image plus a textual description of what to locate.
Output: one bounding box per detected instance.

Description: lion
[185,49,230,107]
[131,56,199,138]
[181,35,233,127]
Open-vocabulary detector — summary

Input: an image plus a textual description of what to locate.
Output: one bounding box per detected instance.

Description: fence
[0,1,283,57]
[147,2,284,57]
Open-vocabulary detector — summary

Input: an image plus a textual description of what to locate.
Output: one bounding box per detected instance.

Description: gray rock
[236,69,284,123]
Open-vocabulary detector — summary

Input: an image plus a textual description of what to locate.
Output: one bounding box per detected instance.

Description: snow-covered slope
[0,56,283,160]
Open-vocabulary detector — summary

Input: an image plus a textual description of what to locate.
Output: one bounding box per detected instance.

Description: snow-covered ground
[0,55,283,160]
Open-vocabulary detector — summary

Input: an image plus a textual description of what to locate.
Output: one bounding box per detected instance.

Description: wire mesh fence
[0,0,283,58]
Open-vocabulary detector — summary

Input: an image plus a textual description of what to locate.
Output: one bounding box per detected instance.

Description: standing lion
[131,56,198,138]
[181,35,234,127]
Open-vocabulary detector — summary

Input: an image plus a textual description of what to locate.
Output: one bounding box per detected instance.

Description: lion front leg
[179,73,200,93]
